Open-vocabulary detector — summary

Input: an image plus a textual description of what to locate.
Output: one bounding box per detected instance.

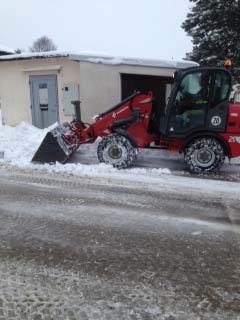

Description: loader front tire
[97,134,135,169]
[184,137,225,174]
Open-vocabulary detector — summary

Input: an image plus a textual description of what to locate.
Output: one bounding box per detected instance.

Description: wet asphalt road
[0,168,240,320]
[71,144,240,183]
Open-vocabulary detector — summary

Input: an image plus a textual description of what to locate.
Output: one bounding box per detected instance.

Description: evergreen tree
[182,0,240,67]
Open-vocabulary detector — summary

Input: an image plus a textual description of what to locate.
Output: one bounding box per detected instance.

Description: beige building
[0,52,197,128]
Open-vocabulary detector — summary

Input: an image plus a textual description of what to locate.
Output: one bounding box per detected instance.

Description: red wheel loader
[32,65,240,173]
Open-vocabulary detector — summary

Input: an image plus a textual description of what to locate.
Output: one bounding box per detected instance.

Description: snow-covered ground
[0,121,170,176]
[0,121,240,199]
[0,44,15,54]
[0,122,240,320]
[0,168,239,320]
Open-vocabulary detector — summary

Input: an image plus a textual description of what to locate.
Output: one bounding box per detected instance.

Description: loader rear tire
[184,137,225,174]
[97,134,135,169]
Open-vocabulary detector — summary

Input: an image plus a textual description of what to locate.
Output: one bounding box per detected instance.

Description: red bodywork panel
[219,103,240,158]
[225,103,240,133]
[92,93,154,147]
[64,96,240,160]
[165,103,240,158]
[64,92,155,149]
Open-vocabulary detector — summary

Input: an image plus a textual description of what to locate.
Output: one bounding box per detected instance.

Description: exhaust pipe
[72,100,81,123]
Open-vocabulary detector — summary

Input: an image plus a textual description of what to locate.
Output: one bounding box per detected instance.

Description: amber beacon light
[224,59,232,68]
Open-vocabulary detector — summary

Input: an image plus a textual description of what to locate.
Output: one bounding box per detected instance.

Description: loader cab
[160,67,232,136]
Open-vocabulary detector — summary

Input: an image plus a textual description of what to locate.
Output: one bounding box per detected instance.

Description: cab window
[169,71,212,132]
[211,71,231,107]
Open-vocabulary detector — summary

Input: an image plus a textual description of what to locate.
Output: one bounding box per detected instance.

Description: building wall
[0,58,80,126]
[0,57,177,126]
[79,61,176,122]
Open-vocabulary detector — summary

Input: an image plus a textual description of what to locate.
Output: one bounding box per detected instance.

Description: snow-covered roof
[0,51,198,69]
[0,44,15,54]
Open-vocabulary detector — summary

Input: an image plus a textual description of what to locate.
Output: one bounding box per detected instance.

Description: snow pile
[0,122,54,166]
[0,44,15,54]
[1,122,240,199]
[0,122,171,179]
[84,55,197,68]
[0,51,198,69]
[48,161,171,178]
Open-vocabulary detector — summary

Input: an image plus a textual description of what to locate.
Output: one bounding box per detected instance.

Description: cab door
[164,68,232,136]
[167,69,213,135]
[205,70,232,132]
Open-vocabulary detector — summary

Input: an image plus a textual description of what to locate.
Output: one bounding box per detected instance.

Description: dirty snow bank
[0,122,58,165]
[0,44,15,54]
[0,122,171,179]
[1,122,240,199]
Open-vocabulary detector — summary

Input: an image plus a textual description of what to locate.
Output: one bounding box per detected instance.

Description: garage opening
[121,73,174,112]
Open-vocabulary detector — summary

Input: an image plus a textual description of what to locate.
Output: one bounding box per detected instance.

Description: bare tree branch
[29,36,57,52]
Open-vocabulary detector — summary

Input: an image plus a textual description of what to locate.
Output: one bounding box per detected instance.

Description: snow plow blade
[32,129,73,164]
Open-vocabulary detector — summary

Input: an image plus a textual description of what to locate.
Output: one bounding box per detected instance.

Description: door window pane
[211,71,231,107]
[170,71,212,132]
[39,83,48,109]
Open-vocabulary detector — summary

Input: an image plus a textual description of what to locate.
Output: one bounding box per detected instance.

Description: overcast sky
[0,0,193,60]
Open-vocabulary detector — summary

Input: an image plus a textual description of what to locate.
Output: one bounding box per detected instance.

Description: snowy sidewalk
[0,122,240,201]
[0,121,172,176]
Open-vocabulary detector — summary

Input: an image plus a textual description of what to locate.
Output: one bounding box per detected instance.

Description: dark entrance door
[121,73,173,110]
[121,73,174,133]
[30,75,59,128]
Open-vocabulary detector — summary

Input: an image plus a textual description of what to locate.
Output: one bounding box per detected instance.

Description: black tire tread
[97,134,136,169]
[184,137,225,174]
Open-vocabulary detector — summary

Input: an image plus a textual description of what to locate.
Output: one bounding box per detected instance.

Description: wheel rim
[194,148,216,168]
[108,144,122,159]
